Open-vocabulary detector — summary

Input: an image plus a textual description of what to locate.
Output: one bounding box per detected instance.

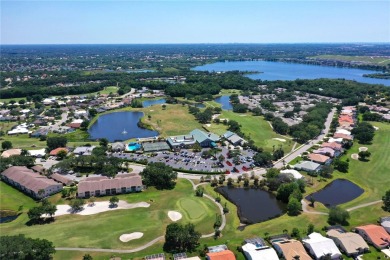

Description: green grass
[140,104,203,136]
[206,111,294,153]
[310,55,390,65]
[219,89,242,95]
[0,181,37,212]
[0,179,219,250]
[177,197,211,221]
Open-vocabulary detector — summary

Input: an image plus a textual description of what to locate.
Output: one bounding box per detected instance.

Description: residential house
[321,142,343,152]
[77,173,143,198]
[30,128,49,138]
[28,148,46,158]
[1,148,22,158]
[294,161,321,173]
[326,229,369,257]
[307,153,332,165]
[327,137,343,144]
[31,165,46,175]
[312,147,336,158]
[280,169,304,179]
[50,147,69,156]
[69,119,83,129]
[272,238,312,260]
[1,166,62,199]
[356,225,390,249]
[206,250,235,260]
[242,237,279,260]
[302,232,342,259]
[333,133,353,141]
[73,146,96,156]
[380,217,390,234]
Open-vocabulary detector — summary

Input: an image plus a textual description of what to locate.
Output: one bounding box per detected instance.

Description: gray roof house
[381,217,390,234]
[110,142,126,152]
[73,146,96,155]
[294,160,321,173]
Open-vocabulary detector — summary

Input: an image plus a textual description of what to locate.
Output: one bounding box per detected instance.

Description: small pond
[306,179,364,208]
[142,99,166,108]
[216,186,286,224]
[0,210,19,224]
[214,95,233,110]
[88,111,158,142]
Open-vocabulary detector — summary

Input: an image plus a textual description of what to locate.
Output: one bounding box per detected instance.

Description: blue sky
[1,1,389,44]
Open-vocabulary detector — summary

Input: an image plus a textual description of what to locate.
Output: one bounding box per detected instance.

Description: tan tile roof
[327,230,369,255]
[308,153,330,163]
[274,239,312,260]
[50,173,73,185]
[1,149,22,158]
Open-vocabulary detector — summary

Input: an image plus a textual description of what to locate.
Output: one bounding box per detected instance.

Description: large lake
[89,111,158,142]
[194,61,390,86]
[216,186,286,224]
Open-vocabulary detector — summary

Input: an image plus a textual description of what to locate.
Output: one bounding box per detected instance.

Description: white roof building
[280,169,304,179]
[328,137,343,144]
[8,126,30,135]
[242,243,279,260]
[28,149,46,157]
[303,232,342,260]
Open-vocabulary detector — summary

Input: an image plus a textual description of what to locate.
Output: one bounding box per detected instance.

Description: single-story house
[30,128,49,138]
[327,137,344,144]
[294,161,321,173]
[326,229,369,257]
[280,169,303,179]
[312,147,336,158]
[206,250,235,260]
[69,119,83,129]
[1,148,22,158]
[333,133,353,141]
[302,232,342,259]
[223,131,246,146]
[50,173,74,186]
[77,173,143,198]
[111,142,126,152]
[242,243,279,260]
[28,148,46,158]
[8,126,30,135]
[143,142,171,153]
[1,166,62,199]
[272,238,312,260]
[50,147,69,156]
[355,225,390,249]
[335,129,351,135]
[307,153,332,165]
[73,146,96,156]
[321,142,343,151]
[380,217,390,234]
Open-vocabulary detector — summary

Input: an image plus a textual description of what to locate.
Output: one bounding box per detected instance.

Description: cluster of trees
[140,162,177,190]
[46,136,68,152]
[351,122,375,144]
[289,102,332,143]
[276,181,305,216]
[383,189,390,212]
[1,140,13,150]
[328,206,350,225]
[271,117,289,135]
[0,155,35,172]
[0,234,55,260]
[163,223,201,253]
[27,199,57,224]
[253,151,273,167]
[188,106,221,124]
[265,78,390,106]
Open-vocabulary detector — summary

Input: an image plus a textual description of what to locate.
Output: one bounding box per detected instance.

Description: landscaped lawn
[0,181,37,212]
[0,179,219,250]
[139,104,203,136]
[207,111,294,153]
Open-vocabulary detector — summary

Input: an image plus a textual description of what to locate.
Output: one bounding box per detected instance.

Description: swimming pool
[128,142,142,151]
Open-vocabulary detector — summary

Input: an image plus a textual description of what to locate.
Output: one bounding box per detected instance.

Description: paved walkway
[346,200,382,212]
[301,199,383,215]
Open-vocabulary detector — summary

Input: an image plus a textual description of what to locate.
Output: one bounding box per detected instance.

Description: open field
[206,111,294,153]
[0,179,219,250]
[310,55,390,65]
[0,181,37,212]
[140,104,203,136]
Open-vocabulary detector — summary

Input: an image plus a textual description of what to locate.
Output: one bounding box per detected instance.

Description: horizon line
[1,42,390,46]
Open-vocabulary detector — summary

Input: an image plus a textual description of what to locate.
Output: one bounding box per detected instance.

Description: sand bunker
[168,211,182,222]
[351,154,359,160]
[374,126,379,130]
[359,147,368,152]
[119,232,144,242]
[273,138,286,142]
[45,201,150,217]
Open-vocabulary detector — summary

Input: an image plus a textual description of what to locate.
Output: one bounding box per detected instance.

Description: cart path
[301,199,383,215]
[346,200,382,212]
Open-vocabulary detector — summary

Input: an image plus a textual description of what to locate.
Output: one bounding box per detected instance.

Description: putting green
[177,197,209,221]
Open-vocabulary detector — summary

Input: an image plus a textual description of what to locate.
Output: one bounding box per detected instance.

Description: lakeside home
[326,229,369,257]
[302,232,342,260]
[356,225,390,249]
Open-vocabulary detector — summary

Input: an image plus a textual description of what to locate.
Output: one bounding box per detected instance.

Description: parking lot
[112,146,257,174]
